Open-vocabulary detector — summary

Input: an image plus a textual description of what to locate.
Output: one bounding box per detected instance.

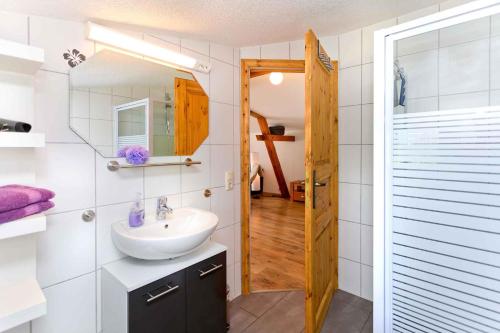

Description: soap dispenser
[129,192,145,228]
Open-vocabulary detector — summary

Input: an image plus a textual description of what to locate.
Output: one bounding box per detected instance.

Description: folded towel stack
[0,185,55,224]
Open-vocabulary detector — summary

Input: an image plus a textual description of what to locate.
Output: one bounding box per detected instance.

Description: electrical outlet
[225,171,234,190]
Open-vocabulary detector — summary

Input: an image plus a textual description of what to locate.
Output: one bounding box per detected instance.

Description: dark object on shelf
[0,118,32,132]
[269,125,285,135]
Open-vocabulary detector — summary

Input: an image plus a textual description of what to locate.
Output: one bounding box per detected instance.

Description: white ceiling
[250,73,304,132]
[1,0,445,46]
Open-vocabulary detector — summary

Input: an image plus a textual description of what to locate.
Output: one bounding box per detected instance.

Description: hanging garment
[394,69,400,107]
[399,72,407,107]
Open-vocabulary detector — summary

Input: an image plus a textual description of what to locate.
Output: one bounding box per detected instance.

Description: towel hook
[82,210,95,222]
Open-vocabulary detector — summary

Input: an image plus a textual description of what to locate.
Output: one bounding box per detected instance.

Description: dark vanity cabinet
[102,243,227,333]
[129,270,186,333]
[186,252,227,333]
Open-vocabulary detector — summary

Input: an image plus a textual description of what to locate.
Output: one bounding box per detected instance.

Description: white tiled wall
[240,0,492,302]
[0,11,241,333]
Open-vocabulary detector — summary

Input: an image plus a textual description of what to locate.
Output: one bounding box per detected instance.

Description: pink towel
[0,200,54,224]
[0,185,55,212]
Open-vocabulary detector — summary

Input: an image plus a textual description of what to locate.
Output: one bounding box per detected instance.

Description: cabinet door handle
[198,264,223,277]
[146,284,179,303]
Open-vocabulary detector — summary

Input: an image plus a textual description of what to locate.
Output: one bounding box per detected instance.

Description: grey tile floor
[228,289,372,333]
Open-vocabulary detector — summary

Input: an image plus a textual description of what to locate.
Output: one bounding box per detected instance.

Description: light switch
[225,171,234,190]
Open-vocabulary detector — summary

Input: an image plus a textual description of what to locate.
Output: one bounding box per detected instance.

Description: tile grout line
[359,27,364,298]
[238,295,287,321]
[398,34,491,59]
[240,291,297,332]
[437,17,441,111]
[27,16,30,45]
[94,148,99,333]
[340,86,500,110]
[230,306,259,332]
[489,15,492,106]
[359,308,373,333]
[41,270,97,291]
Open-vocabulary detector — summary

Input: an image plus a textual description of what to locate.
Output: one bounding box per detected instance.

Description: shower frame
[373,0,500,331]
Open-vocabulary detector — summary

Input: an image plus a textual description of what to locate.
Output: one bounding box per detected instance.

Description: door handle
[146,284,180,303]
[198,264,223,277]
[312,170,328,209]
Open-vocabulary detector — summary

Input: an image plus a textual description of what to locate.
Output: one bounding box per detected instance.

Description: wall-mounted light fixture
[86,22,211,73]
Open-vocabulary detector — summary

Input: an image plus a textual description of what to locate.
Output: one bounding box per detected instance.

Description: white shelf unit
[0,214,46,240]
[0,39,44,75]
[0,278,46,332]
[0,36,47,333]
[0,132,45,148]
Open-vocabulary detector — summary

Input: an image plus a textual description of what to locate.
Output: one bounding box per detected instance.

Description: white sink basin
[111,207,218,260]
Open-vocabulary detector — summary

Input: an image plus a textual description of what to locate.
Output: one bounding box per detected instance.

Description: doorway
[248,71,306,291]
[240,58,306,293]
[240,30,339,333]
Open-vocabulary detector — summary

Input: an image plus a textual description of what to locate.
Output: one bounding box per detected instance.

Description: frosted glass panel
[379,7,500,333]
[390,107,500,332]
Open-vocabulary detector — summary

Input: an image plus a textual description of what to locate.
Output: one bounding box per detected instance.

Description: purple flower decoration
[117,146,130,158]
[122,146,150,165]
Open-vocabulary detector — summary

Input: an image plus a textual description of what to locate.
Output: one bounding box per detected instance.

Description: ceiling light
[269,72,283,85]
[86,22,210,73]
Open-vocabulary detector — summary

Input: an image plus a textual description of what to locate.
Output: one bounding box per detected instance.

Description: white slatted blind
[391,107,500,333]
[117,134,147,149]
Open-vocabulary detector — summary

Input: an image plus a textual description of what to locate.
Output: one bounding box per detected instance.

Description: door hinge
[318,43,333,71]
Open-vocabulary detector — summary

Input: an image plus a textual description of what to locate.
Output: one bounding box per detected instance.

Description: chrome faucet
[156,196,173,220]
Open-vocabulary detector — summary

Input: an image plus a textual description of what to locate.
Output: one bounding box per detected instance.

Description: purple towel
[0,185,55,212]
[0,200,54,224]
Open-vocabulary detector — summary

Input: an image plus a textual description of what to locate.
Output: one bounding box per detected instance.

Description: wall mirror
[69,49,209,157]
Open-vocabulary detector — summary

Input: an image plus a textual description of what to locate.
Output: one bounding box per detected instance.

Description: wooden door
[304,29,338,333]
[174,77,209,155]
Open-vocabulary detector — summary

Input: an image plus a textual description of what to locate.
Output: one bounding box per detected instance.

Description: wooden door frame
[240,59,305,295]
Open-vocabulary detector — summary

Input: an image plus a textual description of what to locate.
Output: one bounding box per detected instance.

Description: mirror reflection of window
[115,99,148,155]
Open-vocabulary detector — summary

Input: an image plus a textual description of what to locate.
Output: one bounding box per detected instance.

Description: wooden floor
[250,196,305,291]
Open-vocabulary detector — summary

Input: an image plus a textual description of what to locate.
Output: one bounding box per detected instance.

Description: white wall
[0,11,241,333]
[241,0,488,302]
[249,73,305,194]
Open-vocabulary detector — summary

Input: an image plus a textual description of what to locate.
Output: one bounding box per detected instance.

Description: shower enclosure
[373,1,500,331]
